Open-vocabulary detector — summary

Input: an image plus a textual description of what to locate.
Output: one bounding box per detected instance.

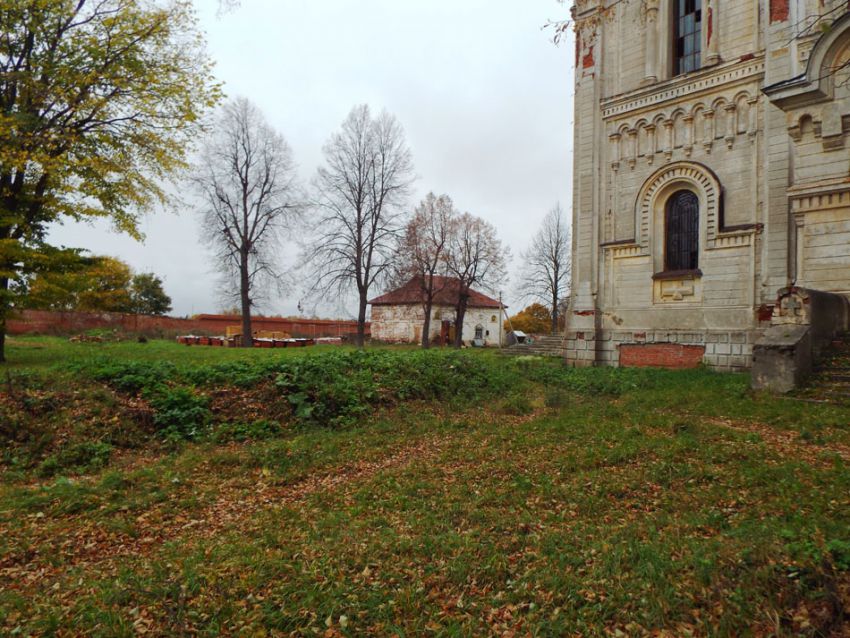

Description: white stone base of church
[564,329,764,372]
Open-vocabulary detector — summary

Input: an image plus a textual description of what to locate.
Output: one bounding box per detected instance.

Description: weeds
[213,419,282,443]
[37,441,113,478]
[498,392,534,415]
[147,387,211,443]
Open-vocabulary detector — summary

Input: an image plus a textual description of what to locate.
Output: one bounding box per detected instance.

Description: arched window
[665,190,699,271]
[674,0,701,75]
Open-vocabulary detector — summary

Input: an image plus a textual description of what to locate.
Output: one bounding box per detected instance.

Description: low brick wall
[619,343,706,369]
[192,314,368,339]
[8,310,368,340]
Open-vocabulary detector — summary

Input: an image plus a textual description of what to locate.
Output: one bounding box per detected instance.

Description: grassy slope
[2,337,850,636]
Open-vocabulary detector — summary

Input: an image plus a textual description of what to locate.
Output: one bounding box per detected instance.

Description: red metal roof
[369,276,502,309]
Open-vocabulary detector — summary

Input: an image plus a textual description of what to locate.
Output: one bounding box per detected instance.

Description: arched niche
[634,162,723,270]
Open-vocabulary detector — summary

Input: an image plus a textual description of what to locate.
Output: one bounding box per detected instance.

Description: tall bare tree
[445,213,508,348]
[397,193,456,348]
[195,97,301,347]
[306,105,414,347]
[517,203,571,334]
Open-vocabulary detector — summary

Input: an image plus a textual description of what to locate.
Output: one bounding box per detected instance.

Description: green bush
[183,360,270,388]
[522,361,656,397]
[37,441,113,478]
[84,359,177,395]
[274,350,512,427]
[147,387,210,442]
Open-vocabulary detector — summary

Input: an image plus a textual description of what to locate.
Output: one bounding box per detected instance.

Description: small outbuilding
[369,276,505,346]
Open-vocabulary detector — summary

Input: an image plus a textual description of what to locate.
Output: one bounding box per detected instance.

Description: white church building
[567,0,850,370]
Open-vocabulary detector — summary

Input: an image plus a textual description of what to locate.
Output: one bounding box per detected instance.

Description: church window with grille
[665,190,699,271]
[674,0,702,75]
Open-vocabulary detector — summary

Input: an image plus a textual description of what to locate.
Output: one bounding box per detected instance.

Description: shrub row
[71,349,517,433]
[69,349,702,437]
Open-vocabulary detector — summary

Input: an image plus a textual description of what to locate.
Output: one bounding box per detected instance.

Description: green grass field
[2,337,850,636]
[1,335,386,371]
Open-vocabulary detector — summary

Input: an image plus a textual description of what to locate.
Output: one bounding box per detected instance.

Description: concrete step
[818,373,850,383]
[501,334,565,358]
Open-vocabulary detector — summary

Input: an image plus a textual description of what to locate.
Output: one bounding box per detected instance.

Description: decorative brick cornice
[602,242,641,259]
[790,184,850,214]
[601,57,765,120]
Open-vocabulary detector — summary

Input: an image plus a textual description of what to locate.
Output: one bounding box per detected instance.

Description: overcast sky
[46,0,575,318]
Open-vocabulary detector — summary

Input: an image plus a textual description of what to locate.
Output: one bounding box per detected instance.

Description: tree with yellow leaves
[506,303,553,335]
[0,0,221,361]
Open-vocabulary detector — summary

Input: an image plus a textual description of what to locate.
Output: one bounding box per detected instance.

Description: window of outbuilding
[674,0,701,75]
[665,190,699,271]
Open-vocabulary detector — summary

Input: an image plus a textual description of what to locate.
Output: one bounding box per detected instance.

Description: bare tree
[445,213,508,348]
[517,203,571,334]
[195,97,301,347]
[306,104,414,347]
[397,193,456,348]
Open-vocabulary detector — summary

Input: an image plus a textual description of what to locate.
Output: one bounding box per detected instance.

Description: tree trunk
[355,290,368,348]
[240,253,253,348]
[0,276,7,364]
[551,291,559,335]
[421,298,434,349]
[453,300,468,349]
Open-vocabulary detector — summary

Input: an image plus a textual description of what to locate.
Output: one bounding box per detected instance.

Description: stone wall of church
[566,328,760,371]
[568,0,850,370]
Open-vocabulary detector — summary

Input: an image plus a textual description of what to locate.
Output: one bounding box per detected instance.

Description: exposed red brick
[619,343,705,369]
[707,7,714,46]
[582,44,595,69]
[740,52,755,62]
[757,304,775,323]
[8,309,367,339]
[770,0,789,23]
